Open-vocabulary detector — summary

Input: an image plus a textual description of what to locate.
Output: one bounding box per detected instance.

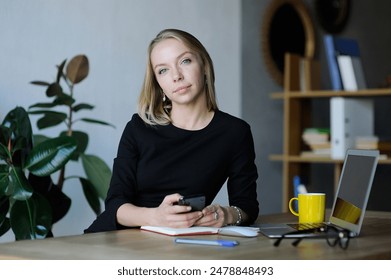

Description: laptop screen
[329,149,379,236]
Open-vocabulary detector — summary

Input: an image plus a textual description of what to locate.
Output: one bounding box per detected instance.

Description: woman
[85,29,259,233]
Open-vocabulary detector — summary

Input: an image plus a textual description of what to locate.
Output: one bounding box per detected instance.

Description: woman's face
[151,38,205,108]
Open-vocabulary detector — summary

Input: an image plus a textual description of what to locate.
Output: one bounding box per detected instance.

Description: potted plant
[0,54,114,240]
[0,107,77,239]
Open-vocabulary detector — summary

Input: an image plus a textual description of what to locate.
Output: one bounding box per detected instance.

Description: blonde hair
[138,29,218,125]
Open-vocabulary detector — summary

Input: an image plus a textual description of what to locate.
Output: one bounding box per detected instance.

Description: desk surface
[1,211,390,260]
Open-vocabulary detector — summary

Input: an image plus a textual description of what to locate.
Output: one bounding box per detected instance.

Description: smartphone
[175,195,206,211]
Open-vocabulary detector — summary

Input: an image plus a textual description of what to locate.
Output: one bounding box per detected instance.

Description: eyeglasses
[323,225,351,249]
[273,225,351,250]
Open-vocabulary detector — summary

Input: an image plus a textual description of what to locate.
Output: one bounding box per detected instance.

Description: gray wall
[241,0,283,214]
[0,0,241,242]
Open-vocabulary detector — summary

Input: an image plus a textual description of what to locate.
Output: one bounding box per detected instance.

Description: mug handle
[288,197,299,216]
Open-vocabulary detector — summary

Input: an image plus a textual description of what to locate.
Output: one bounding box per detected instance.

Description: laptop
[258,149,379,238]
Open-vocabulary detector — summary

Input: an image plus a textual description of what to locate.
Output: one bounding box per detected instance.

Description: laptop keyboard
[287,223,326,231]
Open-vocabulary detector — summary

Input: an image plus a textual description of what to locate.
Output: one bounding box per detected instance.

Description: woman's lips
[173,85,191,93]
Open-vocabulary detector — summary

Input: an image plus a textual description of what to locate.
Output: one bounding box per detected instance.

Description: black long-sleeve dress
[85,110,259,233]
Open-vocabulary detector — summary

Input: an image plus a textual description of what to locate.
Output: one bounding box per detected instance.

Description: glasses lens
[326,235,339,247]
[338,232,350,249]
[325,226,350,249]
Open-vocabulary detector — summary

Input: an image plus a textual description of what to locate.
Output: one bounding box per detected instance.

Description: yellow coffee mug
[288,193,325,223]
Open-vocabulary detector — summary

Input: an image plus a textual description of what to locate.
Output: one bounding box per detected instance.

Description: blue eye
[158,68,167,75]
[181,58,191,64]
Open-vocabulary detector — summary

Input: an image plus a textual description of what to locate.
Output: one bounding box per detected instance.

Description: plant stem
[25,199,36,239]
[58,168,65,191]
[57,78,74,191]
[67,83,74,136]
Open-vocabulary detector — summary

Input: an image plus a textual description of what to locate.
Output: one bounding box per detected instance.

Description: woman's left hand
[194,204,227,227]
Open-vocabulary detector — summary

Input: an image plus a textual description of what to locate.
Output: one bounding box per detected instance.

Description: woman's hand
[194,204,228,228]
[150,193,204,228]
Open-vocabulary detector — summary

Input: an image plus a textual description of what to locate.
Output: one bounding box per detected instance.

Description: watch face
[315,0,350,33]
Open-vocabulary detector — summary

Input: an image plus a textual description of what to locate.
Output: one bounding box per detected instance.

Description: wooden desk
[0,211,390,260]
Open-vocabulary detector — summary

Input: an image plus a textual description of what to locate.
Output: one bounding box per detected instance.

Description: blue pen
[174,238,239,247]
[293,175,300,211]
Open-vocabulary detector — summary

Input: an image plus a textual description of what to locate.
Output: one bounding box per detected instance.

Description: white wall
[0,0,240,242]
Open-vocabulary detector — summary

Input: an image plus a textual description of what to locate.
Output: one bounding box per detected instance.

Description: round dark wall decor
[261,0,315,86]
[315,0,350,34]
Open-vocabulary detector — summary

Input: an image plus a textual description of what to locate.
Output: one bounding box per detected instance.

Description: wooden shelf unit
[271,54,391,211]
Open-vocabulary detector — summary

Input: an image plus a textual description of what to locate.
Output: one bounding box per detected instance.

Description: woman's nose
[172,68,183,82]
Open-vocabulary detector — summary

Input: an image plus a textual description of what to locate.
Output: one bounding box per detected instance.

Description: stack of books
[301,128,331,156]
[324,35,367,91]
[356,137,391,157]
[356,136,379,150]
[378,140,391,156]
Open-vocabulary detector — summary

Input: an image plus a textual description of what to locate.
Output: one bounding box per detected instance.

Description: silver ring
[214,211,219,220]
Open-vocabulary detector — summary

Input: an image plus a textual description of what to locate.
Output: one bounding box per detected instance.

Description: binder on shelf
[351,56,367,89]
[323,35,367,90]
[337,55,367,90]
[330,97,374,159]
[333,37,361,56]
[324,35,342,90]
[337,55,358,90]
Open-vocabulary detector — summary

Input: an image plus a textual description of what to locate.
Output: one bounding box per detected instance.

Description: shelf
[270,53,391,212]
[271,88,391,99]
[269,154,342,163]
[269,154,391,164]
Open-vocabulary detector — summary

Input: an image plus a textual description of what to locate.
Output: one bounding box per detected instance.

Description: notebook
[140,225,259,237]
[258,149,379,238]
[141,226,218,236]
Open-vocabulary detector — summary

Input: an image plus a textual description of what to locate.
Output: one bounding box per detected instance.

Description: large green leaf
[72,103,94,112]
[56,59,67,84]
[36,115,65,129]
[80,118,115,128]
[0,217,10,237]
[81,154,111,200]
[32,134,51,147]
[80,177,101,215]
[0,142,10,160]
[29,102,57,109]
[28,109,65,116]
[9,166,33,200]
[30,80,51,87]
[45,82,63,97]
[29,93,75,109]
[10,193,52,240]
[11,136,29,154]
[0,166,29,201]
[54,93,75,106]
[0,165,10,196]
[2,107,33,150]
[0,125,11,148]
[0,195,10,218]
[0,195,10,237]
[30,111,67,130]
[25,136,77,176]
[60,130,88,160]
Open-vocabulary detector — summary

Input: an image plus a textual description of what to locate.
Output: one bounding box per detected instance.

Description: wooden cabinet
[270,87,391,212]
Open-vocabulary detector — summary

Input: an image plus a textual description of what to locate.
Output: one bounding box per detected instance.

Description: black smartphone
[175,195,206,211]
